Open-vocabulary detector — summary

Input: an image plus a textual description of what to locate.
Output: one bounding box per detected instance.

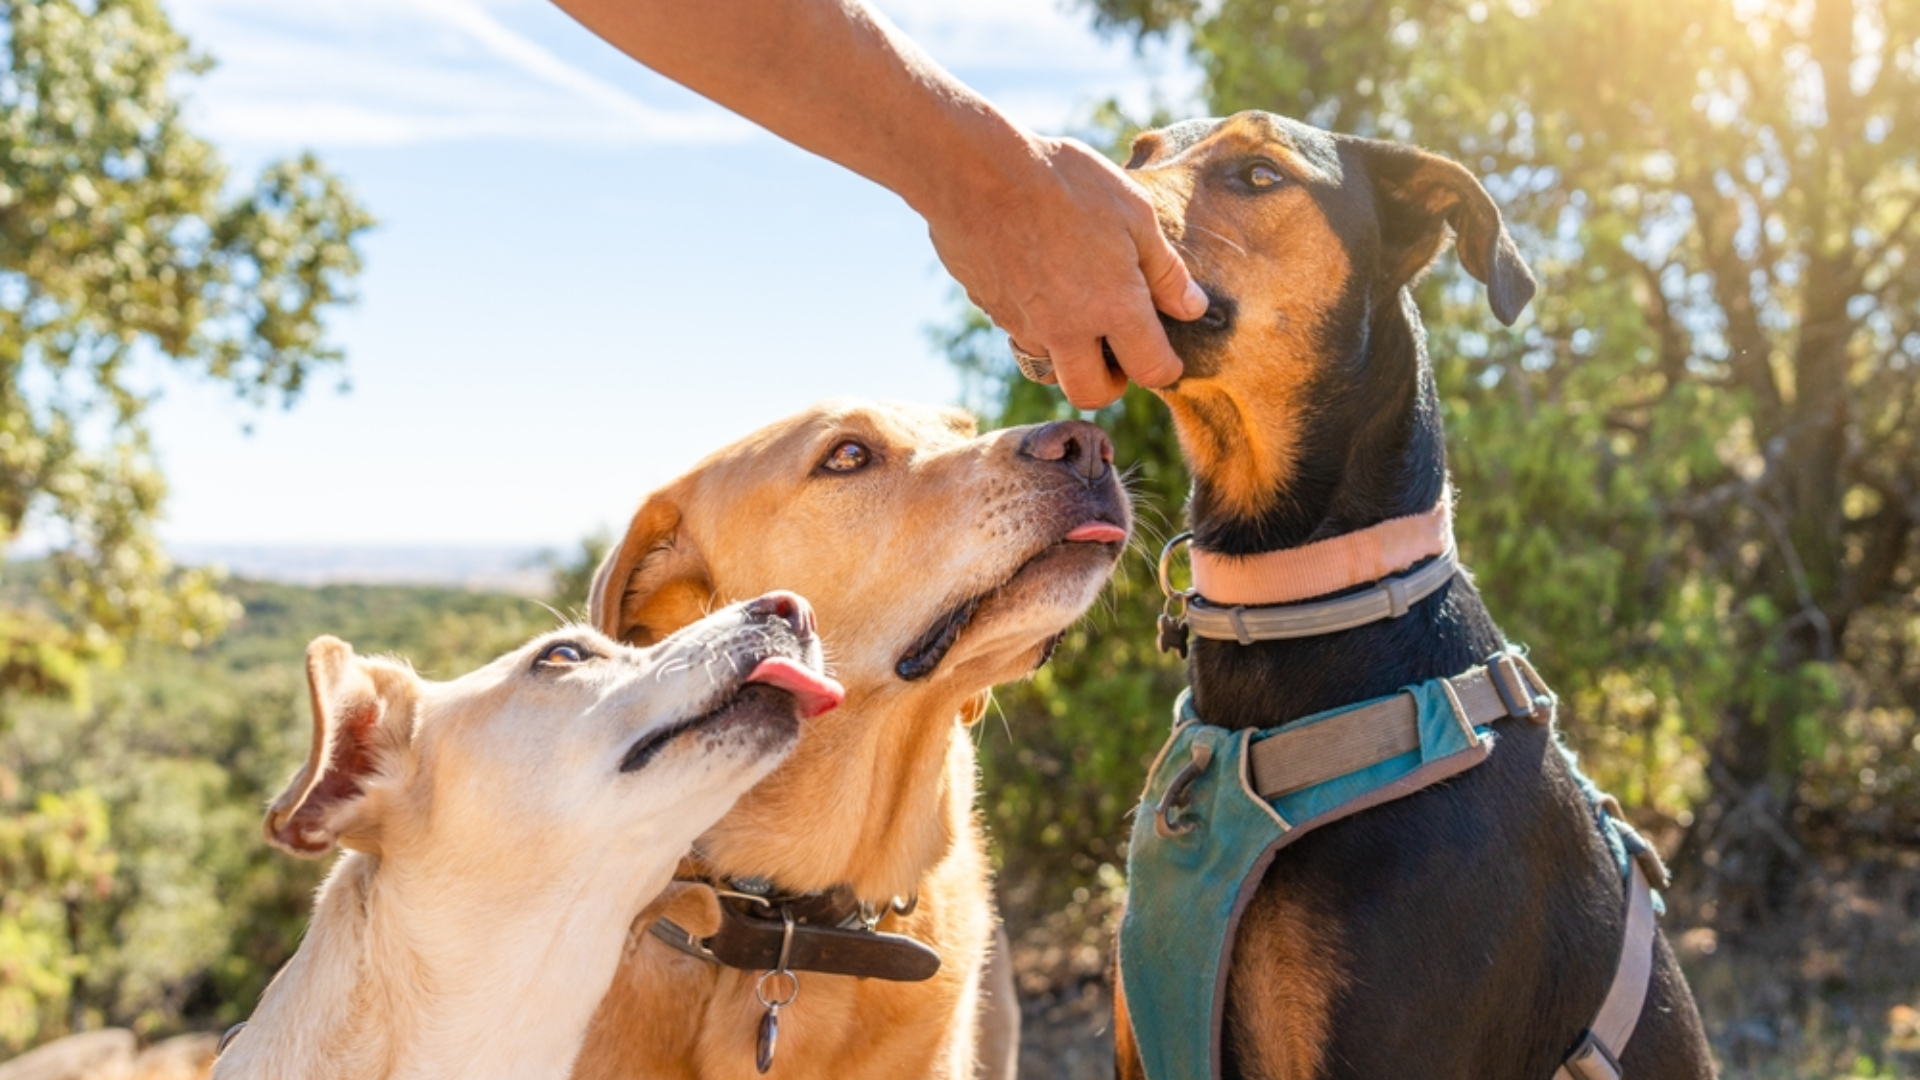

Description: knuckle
[1147,251,1189,284]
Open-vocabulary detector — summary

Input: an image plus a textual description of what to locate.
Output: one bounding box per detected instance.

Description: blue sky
[146,0,1197,547]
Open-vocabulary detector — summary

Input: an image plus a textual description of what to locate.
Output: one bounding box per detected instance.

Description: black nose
[745,591,815,638]
[1018,420,1113,484]
[1161,289,1236,359]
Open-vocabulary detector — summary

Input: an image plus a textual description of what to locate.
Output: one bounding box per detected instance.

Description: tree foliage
[0,0,372,1054]
[938,309,1192,917]
[0,577,555,1054]
[953,0,1920,926]
[0,0,374,696]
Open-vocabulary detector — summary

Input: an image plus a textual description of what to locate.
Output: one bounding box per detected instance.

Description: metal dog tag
[753,965,798,1074]
[756,1007,779,1074]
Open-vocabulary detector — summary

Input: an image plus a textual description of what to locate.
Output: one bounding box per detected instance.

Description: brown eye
[1245,162,1284,188]
[535,642,589,668]
[822,440,871,473]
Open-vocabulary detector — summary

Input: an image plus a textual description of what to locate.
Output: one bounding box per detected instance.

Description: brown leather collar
[650,882,941,982]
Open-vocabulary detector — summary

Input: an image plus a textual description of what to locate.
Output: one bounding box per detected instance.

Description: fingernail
[1183,281,1208,317]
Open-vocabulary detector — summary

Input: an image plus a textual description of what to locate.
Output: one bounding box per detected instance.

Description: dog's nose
[745,591,815,639]
[1018,420,1114,484]
[1161,289,1235,359]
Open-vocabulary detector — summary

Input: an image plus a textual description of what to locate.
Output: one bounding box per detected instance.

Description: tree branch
[1633,258,1692,388]
[1689,181,1783,418]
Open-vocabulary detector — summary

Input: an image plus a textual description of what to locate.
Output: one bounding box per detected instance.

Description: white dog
[213,592,843,1080]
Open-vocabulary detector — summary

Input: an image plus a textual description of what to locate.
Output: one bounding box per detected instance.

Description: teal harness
[1118,652,1663,1080]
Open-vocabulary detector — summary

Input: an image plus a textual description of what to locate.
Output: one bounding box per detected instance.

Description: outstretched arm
[550,0,1207,409]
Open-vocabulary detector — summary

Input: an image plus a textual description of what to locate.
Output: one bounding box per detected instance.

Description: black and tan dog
[1111,113,1714,1079]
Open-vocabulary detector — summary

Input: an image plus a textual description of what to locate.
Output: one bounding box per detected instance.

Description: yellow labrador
[575,400,1130,1080]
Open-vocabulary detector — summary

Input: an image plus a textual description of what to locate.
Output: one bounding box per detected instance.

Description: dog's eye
[1243,161,1285,188]
[821,440,872,473]
[535,642,590,668]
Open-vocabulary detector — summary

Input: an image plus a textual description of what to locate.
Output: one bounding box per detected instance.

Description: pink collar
[1191,494,1454,607]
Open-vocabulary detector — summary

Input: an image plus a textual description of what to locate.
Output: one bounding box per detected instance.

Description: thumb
[1135,222,1208,321]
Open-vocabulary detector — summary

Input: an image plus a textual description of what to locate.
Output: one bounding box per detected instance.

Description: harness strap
[1123,652,1663,1080]
[1556,860,1658,1080]
[1184,546,1459,643]
[1248,652,1548,798]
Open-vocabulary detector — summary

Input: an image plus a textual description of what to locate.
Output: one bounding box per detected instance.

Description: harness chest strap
[1557,859,1658,1080]
[1123,653,1663,1080]
[1245,650,1538,798]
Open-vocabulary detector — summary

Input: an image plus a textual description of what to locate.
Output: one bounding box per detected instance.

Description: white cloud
[396,0,750,139]
[168,0,750,149]
[163,0,1191,150]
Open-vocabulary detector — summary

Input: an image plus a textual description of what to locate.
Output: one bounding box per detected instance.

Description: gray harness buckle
[1563,1031,1623,1080]
[1485,652,1540,720]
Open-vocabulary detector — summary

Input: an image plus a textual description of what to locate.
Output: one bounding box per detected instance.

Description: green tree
[952,0,1920,926]
[0,0,372,1052]
[939,306,1190,922]
[0,0,373,697]
[0,579,554,1054]
[0,788,115,1049]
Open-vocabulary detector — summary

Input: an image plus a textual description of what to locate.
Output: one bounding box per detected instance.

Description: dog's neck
[1185,293,1508,729]
[693,682,980,905]
[219,850,668,1080]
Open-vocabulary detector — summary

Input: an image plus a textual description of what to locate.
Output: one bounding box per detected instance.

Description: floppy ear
[633,881,722,939]
[1360,140,1536,325]
[264,637,418,858]
[590,487,714,647]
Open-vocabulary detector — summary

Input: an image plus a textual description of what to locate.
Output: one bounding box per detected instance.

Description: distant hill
[1,576,567,1056]
[167,544,555,596]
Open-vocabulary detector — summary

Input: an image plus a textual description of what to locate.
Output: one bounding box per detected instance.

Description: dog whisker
[528,598,567,628]
[1182,224,1247,259]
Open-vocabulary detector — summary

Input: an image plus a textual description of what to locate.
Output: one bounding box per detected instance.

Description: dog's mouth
[895,519,1126,682]
[1158,286,1236,381]
[619,657,844,773]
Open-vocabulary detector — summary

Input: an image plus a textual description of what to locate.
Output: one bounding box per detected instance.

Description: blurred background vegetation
[4,0,1920,1076]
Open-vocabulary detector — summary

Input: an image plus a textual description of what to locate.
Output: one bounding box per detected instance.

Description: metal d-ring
[714,887,773,909]
[751,907,801,1074]
[755,967,799,1010]
[1153,741,1215,838]
[1158,532,1195,601]
[775,906,796,972]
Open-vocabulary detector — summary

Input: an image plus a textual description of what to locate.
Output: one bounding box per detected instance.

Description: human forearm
[550,0,1028,215]
[552,0,1207,408]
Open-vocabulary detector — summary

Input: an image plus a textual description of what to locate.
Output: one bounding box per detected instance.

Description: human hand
[924,135,1208,410]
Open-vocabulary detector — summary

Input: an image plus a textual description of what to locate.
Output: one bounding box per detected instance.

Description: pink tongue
[1065,521,1128,544]
[745,657,845,719]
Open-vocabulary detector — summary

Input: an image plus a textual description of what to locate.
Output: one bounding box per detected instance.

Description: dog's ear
[591,488,714,647]
[264,637,418,858]
[1360,140,1536,325]
[633,881,722,940]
